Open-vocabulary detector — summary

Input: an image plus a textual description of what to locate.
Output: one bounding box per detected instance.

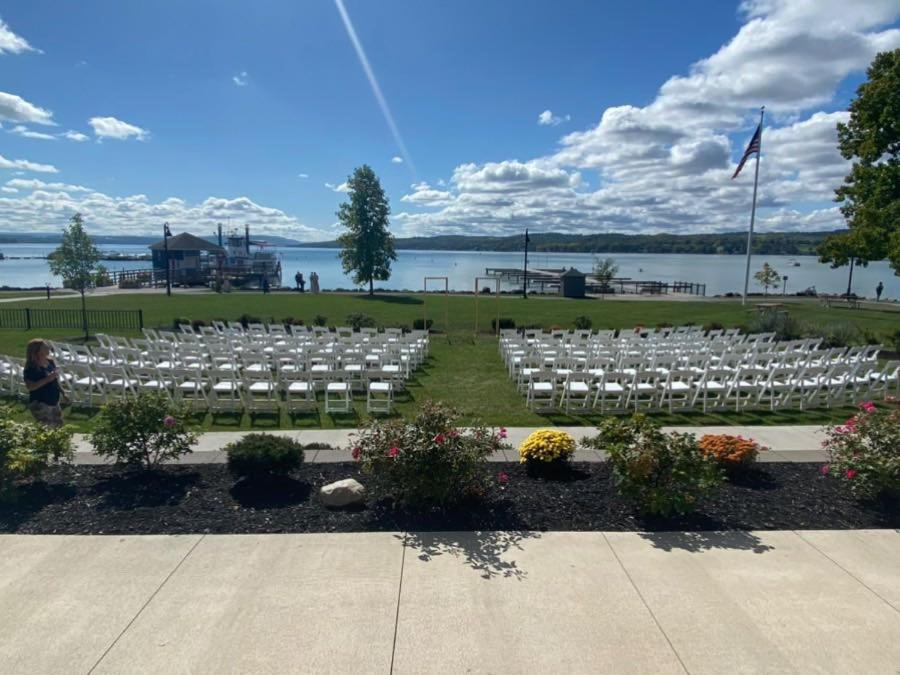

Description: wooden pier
[484,267,706,296]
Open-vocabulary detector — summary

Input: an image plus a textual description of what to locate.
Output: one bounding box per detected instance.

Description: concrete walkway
[71,425,830,464]
[1,530,898,674]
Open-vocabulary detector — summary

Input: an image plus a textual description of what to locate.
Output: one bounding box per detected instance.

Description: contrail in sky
[334,0,418,180]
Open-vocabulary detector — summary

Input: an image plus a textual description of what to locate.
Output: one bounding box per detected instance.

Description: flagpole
[741,106,765,306]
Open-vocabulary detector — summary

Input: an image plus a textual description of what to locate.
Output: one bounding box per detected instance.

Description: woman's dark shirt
[23,360,61,406]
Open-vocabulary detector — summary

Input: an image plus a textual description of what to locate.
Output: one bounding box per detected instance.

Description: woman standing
[23,338,66,428]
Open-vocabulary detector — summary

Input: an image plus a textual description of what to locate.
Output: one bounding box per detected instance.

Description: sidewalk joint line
[793,530,900,615]
[602,533,691,675]
[86,534,206,674]
[389,533,408,675]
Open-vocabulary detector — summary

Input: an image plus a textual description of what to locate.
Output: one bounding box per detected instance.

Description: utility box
[559,267,586,298]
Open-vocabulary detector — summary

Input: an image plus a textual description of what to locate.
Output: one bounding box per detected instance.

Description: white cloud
[325,181,349,192]
[537,110,570,126]
[62,130,89,142]
[233,71,249,86]
[391,156,403,164]
[0,91,54,125]
[0,18,40,55]
[298,173,309,179]
[8,124,56,140]
[401,182,452,206]
[0,181,327,239]
[1,186,17,193]
[0,154,58,173]
[89,116,149,141]
[6,178,91,192]
[394,1,900,238]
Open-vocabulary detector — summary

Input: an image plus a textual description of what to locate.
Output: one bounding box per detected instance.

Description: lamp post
[522,229,530,299]
[163,222,172,297]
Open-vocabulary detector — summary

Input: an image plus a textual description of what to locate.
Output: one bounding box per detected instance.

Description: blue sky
[1,1,898,240]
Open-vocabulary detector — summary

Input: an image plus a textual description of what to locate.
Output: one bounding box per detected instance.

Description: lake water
[1,242,897,299]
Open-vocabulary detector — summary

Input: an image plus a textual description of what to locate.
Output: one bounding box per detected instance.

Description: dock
[484,267,706,296]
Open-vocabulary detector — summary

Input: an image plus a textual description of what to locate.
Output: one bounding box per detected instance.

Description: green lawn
[0,291,892,431]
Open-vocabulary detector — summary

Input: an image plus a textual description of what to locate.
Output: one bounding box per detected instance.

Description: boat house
[149,232,224,286]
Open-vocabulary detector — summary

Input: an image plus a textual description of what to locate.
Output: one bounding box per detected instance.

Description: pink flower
[497,471,510,484]
[448,429,459,438]
[859,401,876,413]
[163,415,177,428]
[845,469,857,479]
[499,427,508,439]
[819,464,830,476]
[434,433,446,445]
[844,416,857,430]
[351,446,361,461]
[388,446,400,458]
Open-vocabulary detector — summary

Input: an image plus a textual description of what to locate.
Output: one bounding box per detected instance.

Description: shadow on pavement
[637,530,775,554]
[401,530,541,580]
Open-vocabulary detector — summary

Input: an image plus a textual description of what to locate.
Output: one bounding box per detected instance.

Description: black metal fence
[0,308,143,331]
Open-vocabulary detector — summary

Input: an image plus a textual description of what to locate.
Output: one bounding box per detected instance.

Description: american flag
[731,123,761,179]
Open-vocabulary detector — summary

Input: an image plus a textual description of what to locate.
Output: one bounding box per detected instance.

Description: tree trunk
[846,258,855,297]
[369,278,373,296]
[80,288,88,339]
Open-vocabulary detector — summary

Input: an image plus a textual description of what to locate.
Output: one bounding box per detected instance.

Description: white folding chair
[366,369,394,415]
[525,370,557,411]
[561,372,593,413]
[324,373,352,414]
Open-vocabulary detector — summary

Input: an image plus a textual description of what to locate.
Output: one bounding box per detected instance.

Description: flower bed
[1,460,896,535]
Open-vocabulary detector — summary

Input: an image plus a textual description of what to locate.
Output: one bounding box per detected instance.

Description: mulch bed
[1,462,897,534]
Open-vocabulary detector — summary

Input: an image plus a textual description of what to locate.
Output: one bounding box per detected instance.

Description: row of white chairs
[500,327,898,413]
[0,354,400,417]
[525,361,899,414]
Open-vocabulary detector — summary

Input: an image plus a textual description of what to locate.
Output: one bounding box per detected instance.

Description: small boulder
[319,478,366,507]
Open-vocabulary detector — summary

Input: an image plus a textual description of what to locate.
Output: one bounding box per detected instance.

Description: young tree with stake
[48,213,101,338]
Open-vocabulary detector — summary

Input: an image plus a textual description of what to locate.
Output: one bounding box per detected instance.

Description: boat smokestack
[245,224,250,251]
[217,223,222,247]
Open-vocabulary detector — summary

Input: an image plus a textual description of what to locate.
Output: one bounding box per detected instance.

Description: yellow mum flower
[518,429,576,464]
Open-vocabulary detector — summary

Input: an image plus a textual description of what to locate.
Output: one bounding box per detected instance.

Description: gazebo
[148,232,224,286]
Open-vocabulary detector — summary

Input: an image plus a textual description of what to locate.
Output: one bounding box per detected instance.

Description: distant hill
[301,230,843,256]
[0,232,303,247]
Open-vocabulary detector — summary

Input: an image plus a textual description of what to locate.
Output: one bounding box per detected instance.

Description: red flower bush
[823,402,900,500]
[351,400,507,506]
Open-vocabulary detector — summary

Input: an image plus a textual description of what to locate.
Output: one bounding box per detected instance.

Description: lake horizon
[1,243,897,300]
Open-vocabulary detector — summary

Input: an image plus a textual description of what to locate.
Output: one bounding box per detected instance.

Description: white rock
[319,478,366,507]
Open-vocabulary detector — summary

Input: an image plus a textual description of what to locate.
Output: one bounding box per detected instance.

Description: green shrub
[346,313,377,330]
[749,311,802,340]
[586,415,723,516]
[815,322,862,348]
[0,407,74,500]
[191,319,207,330]
[822,402,900,500]
[313,314,328,327]
[702,321,724,332]
[886,329,900,353]
[352,400,505,506]
[491,317,515,331]
[412,318,434,330]
[573,315,592,330]
[225,433,305,479]
[173,316,191,330]
[89,392,197,469]
[238,313,261,328]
